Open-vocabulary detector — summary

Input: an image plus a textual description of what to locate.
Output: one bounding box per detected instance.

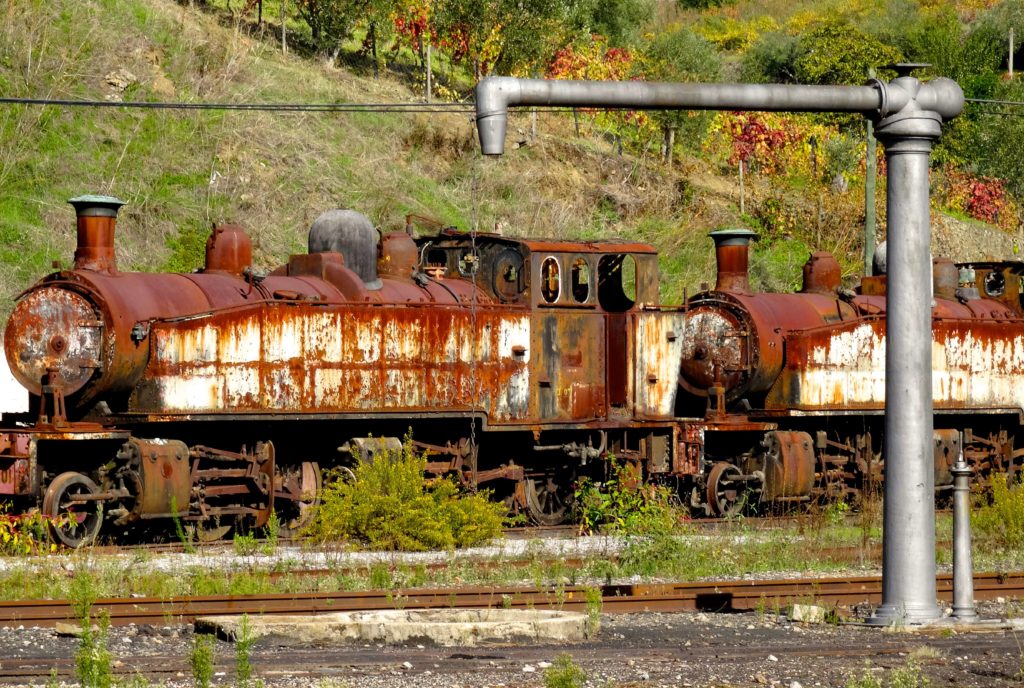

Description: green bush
[973,473,1024,550]
[739,31,799,83]
[573,457,675,536]
[302,441,505,551]
[638,27,721,146]
[543,653,587,688]
[793,22,902,86]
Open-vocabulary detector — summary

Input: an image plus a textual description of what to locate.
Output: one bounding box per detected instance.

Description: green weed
[232,531,260,557]
[75,610,113,688]
[573,457,675,537]
[973,473,1024,551]
[889,660,930,688]
[191,633,215,688]
[584,585,602,637]
[823,499,851,526]
[262,511,281,555]
[543,653,586,688]
[844,666,882,688]
[844,660,930,688]
[170,496,195,555]
[235,614,256,687]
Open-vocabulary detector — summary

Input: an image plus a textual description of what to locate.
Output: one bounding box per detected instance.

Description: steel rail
[1,572,1022,628]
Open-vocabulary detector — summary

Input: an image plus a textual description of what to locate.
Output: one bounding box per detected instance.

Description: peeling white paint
[635,312,688,418]
[138,307,531,421]
[497,317,531,416]
[794,323,1024,409]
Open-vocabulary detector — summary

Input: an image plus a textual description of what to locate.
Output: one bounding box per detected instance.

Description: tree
[739,31,799,84]
[637,28,721,162]
[295,0,365,52]
[974,80,1024,199]
[433,0,582,78]
[676,0,725,8]
[793,22,902,86]
[576,0,654,47]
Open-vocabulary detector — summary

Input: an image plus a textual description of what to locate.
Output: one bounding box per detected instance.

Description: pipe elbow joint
[474,77,522,156]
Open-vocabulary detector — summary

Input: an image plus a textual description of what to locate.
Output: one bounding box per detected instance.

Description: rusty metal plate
[131,438,191,518]
[531,312,605,422]
[632,310,688,419]
[129,303,532,422]
[759,430,815,501]
[767,317,1024,412]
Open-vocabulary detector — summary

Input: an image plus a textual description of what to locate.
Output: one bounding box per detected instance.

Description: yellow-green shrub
[302,442,505,551]
[973,473,1024,550]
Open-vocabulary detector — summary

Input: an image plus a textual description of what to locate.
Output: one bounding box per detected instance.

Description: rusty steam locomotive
[1,195,1022,545]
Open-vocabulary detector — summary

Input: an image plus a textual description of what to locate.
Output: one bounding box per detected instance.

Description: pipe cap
[708,228,758,245]
[68,195,126,217]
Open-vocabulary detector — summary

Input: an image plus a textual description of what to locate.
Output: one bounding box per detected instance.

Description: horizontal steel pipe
[474,75,964,155]
[477,78,878,155]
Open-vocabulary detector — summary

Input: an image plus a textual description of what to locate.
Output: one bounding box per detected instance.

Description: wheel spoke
[524,474,570,526]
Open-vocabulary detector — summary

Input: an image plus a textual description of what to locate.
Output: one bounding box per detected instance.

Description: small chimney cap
[68,195,126,217]
[708,228,757,243]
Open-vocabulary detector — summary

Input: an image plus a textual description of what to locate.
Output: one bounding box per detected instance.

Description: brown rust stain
[130,301,532,422]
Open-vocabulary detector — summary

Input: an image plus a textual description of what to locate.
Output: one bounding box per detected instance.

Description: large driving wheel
[706,462,746,518]
[278,461,322,537]
[42,472,103,548]
[524,474,571,526]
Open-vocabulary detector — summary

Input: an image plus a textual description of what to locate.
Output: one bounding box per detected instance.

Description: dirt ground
[1,604,1023,687]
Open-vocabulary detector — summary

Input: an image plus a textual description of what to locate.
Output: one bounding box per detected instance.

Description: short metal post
[951,452,977,622]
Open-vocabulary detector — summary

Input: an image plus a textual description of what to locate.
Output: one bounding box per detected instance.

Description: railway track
[84,512,900,553]
[3,571,1022,628]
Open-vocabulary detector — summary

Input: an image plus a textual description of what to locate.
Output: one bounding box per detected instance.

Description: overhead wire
[0,95,663,116]
[0,95,475,113]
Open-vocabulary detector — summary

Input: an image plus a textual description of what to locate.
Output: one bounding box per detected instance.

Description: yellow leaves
[695,15,779,52]
[0,507,53,556]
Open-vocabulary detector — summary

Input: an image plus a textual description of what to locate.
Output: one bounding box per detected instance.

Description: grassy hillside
[0,0,1016,327]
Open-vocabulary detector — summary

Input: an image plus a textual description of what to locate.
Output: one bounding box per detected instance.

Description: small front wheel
[706,462,747,518]
[42,472,103,548]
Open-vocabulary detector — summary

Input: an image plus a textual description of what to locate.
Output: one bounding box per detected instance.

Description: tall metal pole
[868,68,945,624]
[473,71,964,624]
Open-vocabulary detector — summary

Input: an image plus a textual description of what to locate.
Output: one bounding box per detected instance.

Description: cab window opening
[541,256,560,303]
[598,254,636,312]
[571,257,590,303]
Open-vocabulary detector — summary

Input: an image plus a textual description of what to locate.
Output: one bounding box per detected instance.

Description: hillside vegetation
[0,0,1021,324]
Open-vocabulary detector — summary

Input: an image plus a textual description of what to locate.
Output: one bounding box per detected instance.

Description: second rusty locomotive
[2,195,1023,544]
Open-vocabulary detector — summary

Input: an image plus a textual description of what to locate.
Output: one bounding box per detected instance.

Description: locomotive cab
[415,230,681,423]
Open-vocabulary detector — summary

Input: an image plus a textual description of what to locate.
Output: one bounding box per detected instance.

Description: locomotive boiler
[673,229,1024,515]
[0,195,687,544]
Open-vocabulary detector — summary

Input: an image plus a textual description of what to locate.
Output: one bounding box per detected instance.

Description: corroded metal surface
[632,311,688,419]
[1,571,1021,627]
[130,303,532,421]
[4,287,102,396]
[767,317,1024,411]
[759,430,815,502]
[120,438,191,519]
